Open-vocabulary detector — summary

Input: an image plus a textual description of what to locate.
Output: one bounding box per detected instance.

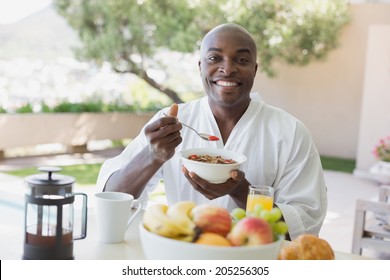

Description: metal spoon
[163,112,219,141]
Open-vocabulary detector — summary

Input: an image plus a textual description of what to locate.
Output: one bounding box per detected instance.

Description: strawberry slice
[208,135,219,141]
[189,154,198,160]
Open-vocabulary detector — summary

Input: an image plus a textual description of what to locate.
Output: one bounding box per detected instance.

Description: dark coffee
[26,225,73,247]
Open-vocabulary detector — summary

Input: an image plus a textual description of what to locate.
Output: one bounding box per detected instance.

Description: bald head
[197,23,258,110]
[200,23,257,58]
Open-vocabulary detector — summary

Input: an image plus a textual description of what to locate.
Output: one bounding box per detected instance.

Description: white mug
[95,191,142,243]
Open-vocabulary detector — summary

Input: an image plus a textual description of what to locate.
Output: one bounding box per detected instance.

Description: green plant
[40,102,52,113]
[0,106,6,113]
[53,101,104,113]
[104,102,135,112]
[240,0,351,76]
[5,97,163,114]
[110,139,126,148]
[15,104,34,113]
[373,136,390,162]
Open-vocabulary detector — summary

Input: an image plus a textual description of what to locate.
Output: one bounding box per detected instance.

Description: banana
[143,204,185,238]
[166,201,197,236]
[143,203,195,240]
[143,201,197,241]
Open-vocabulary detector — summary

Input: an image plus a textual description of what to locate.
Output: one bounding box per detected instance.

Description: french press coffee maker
[23,166,88,260]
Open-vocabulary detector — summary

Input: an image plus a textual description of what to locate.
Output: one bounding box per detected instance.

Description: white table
[0,207,370,260]
[75,210,372,260]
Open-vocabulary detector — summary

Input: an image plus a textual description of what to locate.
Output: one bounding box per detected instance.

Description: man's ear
[254,63,258,77]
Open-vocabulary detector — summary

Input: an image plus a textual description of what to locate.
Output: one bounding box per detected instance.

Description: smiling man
[97,23,327,240]
[198,24,258,143]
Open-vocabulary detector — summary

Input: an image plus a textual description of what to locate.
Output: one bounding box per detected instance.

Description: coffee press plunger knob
[38,166,62,180]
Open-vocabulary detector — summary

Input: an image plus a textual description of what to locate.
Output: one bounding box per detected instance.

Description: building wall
[356,25,390,171]
[251,4,390,168]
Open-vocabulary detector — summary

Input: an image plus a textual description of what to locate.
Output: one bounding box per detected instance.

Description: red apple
[190,204,232,237]
[227,217,273,246]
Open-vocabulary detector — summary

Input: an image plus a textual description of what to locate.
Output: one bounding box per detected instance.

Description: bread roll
[278,234,335,260]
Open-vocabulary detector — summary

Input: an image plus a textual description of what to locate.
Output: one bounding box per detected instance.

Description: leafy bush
[0,99,163,114]
[41,102,52,113]
[15,104,34,113]
[104,102,135,113]
[53,101,104,113]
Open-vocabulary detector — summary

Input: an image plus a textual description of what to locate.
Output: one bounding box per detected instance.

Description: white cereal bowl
[139,224,284,260]
[178,148,247,183]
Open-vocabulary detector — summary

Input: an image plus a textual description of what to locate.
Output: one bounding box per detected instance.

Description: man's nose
[218,61,237,75]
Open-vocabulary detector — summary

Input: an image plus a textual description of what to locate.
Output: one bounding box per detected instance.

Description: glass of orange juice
[246,185,274,213]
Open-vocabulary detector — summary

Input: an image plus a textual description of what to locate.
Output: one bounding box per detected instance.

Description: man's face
[198,29,258,108]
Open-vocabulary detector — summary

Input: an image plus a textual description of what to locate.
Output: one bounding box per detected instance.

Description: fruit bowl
[178,148,247,183]
[139,224,284,260]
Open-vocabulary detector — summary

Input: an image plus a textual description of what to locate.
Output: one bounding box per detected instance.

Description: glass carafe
[23,167,87,260]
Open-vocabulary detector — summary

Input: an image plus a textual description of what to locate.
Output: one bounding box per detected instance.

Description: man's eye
[237,58,249,64]
[208,56,220,62]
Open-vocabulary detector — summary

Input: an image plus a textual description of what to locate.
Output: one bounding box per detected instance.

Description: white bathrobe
[97,96,327,239]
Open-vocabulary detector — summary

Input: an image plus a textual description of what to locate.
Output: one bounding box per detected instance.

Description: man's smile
[212,79,241,87]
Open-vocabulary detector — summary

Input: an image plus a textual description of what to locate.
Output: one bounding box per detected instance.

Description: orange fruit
[195,233,232,246]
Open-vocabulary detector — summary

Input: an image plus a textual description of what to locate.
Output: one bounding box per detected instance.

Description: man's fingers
[168,103,178,117]
[181,167,219,199]
[230,169,245,181]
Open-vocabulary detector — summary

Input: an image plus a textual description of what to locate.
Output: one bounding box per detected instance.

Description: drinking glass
[246,185,274,213]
